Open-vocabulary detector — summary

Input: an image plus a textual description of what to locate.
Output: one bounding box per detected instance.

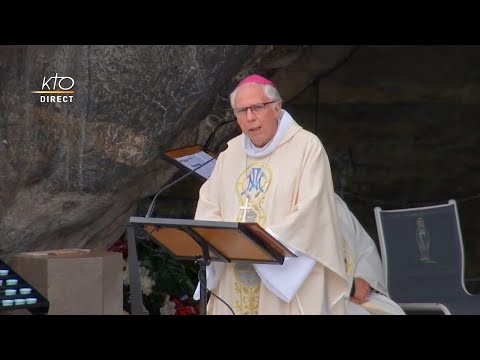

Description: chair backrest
[374,200,468,305]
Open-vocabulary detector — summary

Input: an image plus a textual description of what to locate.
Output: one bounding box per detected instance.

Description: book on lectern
[162,144,215,181]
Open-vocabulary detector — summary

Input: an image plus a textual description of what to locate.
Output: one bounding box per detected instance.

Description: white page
[176,151,216,179]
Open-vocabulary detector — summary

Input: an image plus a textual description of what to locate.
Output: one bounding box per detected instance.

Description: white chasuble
[194,115,349,315]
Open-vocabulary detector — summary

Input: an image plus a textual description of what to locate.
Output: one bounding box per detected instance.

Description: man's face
[233,83,282,148]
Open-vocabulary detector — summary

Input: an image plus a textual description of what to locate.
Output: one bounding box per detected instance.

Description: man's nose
[245,107,256,121]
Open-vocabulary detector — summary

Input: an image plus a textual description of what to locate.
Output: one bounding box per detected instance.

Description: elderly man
[194,74,349,315]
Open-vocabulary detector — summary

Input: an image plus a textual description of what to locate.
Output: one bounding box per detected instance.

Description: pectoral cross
[239,197,252,222]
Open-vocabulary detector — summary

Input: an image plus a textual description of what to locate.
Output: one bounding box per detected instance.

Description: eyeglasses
[233,101,277,117]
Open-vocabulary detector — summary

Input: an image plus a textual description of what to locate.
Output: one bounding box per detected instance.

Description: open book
[163,144,215,180]
[176,151,215,179]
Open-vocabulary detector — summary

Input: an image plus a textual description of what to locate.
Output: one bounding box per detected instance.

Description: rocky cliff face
[0,45,266,256]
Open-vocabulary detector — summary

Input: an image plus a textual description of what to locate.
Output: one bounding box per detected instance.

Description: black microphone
[145,143,228,218]
[202,119,235,152]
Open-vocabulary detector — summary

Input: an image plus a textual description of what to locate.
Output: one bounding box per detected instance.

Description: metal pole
[127,224,147,315]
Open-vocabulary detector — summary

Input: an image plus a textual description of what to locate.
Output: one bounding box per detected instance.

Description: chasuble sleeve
[268,134,346,278]
[336,195,386,295]
[267,133,349,307]
[349,211,387,295]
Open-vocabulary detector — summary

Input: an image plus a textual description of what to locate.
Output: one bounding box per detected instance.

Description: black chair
[374,200,480,315]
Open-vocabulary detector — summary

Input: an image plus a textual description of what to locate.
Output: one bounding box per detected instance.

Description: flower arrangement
[109,234,200,315]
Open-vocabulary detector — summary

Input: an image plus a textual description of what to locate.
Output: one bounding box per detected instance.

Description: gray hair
[229,83,283,109]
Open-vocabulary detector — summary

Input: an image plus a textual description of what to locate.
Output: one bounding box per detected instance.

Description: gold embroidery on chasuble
[235,161,272,227]
[233,161,272,314]
[234,263,261,314]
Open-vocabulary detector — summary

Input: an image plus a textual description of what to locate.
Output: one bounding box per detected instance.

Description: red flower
[170,296,200,315]
[109,237,128,259]
[176,305,197,315]
[171,296,182,306]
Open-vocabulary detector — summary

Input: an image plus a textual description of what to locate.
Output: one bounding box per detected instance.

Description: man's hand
[351,277,371,304]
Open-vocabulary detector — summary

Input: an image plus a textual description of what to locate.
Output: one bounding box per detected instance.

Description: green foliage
[136,239,199,315]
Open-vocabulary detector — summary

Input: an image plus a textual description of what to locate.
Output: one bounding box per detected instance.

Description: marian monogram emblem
[235,161,272,226]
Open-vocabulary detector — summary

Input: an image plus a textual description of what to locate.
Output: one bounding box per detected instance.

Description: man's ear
[273,102,283,115]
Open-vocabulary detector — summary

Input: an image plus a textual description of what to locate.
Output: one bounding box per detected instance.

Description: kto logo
[32,73,75,103]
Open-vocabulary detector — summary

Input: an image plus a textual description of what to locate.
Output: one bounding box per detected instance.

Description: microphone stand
[146,143,227,218]
[180,226,211,315]
[145,156,216,218]
[126,144,227,315]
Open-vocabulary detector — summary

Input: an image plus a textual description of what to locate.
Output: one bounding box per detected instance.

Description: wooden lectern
[126,216,296,315]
